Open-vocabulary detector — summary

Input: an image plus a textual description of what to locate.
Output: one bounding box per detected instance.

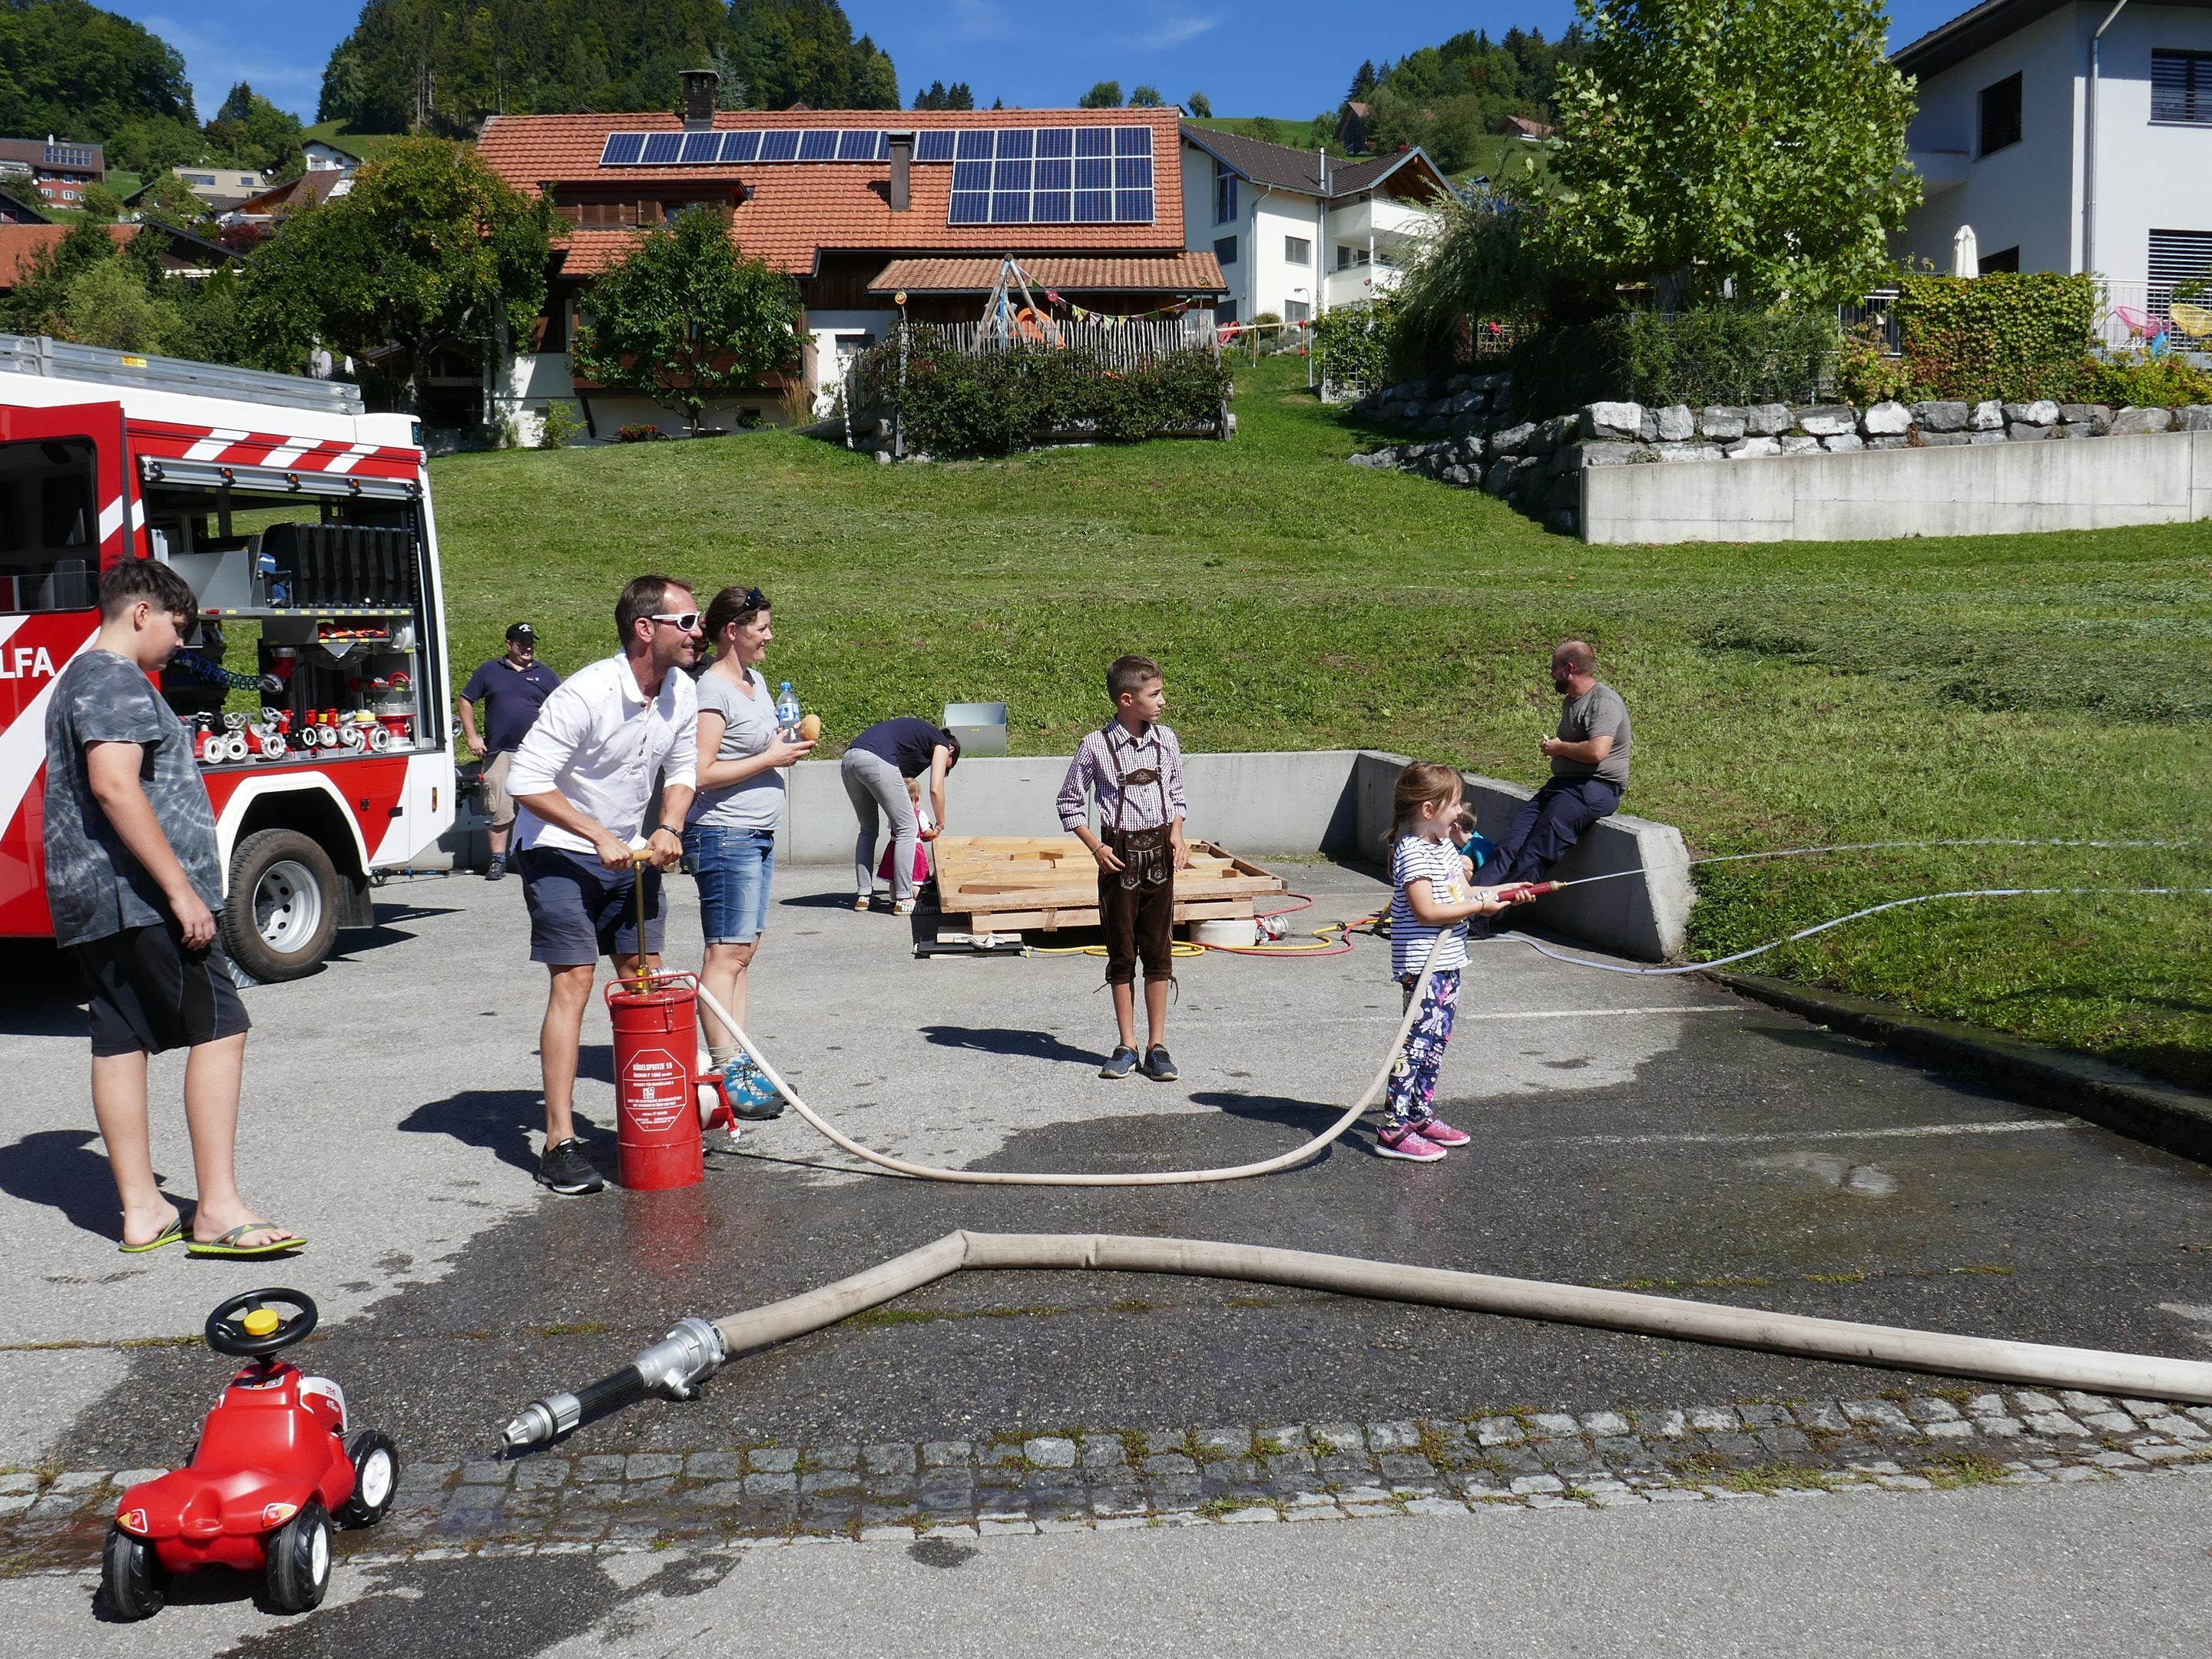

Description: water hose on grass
[502,1227,2212,1448]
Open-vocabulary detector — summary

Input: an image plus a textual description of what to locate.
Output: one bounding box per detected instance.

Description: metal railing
[0,333,364,415]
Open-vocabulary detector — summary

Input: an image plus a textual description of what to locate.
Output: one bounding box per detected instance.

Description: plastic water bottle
[774,680,800,740]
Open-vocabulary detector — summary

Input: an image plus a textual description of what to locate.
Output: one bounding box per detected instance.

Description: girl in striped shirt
[1379,763,1528,1162]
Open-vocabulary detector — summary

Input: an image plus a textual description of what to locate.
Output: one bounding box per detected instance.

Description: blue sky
[107,1,1980,127]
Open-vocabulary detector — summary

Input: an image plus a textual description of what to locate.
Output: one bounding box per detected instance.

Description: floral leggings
[1383,967,1460,1131]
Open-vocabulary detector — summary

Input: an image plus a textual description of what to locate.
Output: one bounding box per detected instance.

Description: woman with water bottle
[840,716,960,915]
[685,585,814,1115]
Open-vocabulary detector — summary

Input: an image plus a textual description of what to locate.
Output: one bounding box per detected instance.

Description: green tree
[1346,60,1378,104]
[0,0,196,142]
[1127,85,1162,108]
[134,171,221,232]
[204,81,303,174]
[1078,81,1122,109]
[59,259,184,353]
[80,182,124,220]
[724,0,897,111]
[240,137,554,409]
[0,218,121,334]
[571,205,800,434]
[1535,0,1918,309]
[1185,90,1211,118]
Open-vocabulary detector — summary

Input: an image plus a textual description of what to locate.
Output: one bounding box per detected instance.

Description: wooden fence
[908,313,1218,371]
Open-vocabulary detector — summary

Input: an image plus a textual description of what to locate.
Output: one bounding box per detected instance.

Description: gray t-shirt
[42,648,224,948]
[1552,681,1631,788]
[686,666,784,832]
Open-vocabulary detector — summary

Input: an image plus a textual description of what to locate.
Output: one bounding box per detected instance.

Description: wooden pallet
[932,836,1286,939]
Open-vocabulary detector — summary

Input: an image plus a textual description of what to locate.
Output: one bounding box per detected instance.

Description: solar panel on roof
[836,129,878,160]
[1035,157,1071,192]
[989,192,1028,222]
[1114,126,1151,156]
[1036,128,1073,159]
[1075,127,1114,157]
[992,158,1030,192]
[996,128,1034,159]
[952,160,989,191]
[1074,157,1111,191]
[680,131,721,164]
[1115,189,1153,222]
[1033,190,1071,224]
[949,191,989,224]
[758,130,799,161]
[640,131,683,164]
[1073,190,1112,223]
[601,133,645,166]
[721,131,760,162]
[1115,156,1151,190]
[955,130,994,160]
[797,129,837,161]
[916,130,955,162]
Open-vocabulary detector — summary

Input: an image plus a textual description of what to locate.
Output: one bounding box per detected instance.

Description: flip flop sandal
[118,1218,186,1254]
[186,1223,307,1259]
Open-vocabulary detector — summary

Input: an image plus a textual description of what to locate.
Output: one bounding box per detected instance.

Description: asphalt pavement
[5,859,2211,1650]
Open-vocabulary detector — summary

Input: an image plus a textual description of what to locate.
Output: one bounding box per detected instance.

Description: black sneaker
[485,856,507,881]
[537,1137,603,1194]
[1142,1045,1179,1082]
[1098,1045,1139,1079]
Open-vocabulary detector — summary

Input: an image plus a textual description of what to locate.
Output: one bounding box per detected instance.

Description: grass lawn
[429,355,2212,1088]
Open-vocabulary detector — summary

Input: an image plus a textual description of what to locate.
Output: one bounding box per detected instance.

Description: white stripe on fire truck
[97,497,124,547]
[182,428,252,462]
[0,628,99,848]
[323,444,379,475]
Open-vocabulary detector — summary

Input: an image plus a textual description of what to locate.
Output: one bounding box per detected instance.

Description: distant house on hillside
[0,138,104,210]
[1498,114,1555,141]
[127,166,267,214]
[0,186,51,225]
[1890,0,2212,317]
[303,140,365,174]
[1337,101,1373,154]
[1180,124,1449,326]
[472,68,1226,439]
[223,169,353,243]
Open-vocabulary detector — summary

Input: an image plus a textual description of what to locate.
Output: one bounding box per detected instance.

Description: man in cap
[457,624,562,879]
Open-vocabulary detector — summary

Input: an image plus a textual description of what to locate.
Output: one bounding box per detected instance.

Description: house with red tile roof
[472,69,1227,438]
[0,221,236,294]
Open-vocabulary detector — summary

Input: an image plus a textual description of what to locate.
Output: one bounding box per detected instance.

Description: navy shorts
[684,825,776,945]
[69,925,251,1058]
[518,848,665,965]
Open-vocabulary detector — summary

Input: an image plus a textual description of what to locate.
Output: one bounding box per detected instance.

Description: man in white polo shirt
[506,574,703,1195]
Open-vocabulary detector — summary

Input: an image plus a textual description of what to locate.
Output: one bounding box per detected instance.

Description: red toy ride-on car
[103,1289,399,1619]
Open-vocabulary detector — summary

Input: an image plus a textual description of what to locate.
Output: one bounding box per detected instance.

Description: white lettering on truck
[0,647,58,680]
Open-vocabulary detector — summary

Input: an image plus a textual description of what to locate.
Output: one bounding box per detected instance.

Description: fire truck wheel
[101,1524,167,1620]
[264,1498,331,1613]
[221,830,342,982]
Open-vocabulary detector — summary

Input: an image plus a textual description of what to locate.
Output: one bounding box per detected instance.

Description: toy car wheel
[339,1430,399,1527]
[102,1523,167,1620]
[264,1498,332,1613]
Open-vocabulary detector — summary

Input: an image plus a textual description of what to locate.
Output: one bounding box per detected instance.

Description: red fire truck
[0,334,455,980]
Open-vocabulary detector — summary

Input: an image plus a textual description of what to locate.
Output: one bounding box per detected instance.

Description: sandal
[186,1223,306,1259]
[118,1217,186,1255]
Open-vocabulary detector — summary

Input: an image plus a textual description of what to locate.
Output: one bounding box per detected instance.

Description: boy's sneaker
[892,898,918,916]
[1410,1118,1471,1147]
[1141,1045,1179,1082]
[1376,1124,1447,1162]
[485,856,506,881]
[1099,1046,1140,1079]
[537,1137,604,1194]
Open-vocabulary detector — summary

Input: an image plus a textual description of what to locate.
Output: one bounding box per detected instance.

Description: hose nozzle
[501,1317,727,1451]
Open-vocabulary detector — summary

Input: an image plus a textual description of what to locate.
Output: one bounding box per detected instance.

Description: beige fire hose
[503,1226,2212,1446]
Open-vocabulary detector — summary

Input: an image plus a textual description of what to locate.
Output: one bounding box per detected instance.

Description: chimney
[886,130,914,211]
[681,69,717,131]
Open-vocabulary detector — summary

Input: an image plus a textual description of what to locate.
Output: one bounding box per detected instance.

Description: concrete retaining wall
[1581,428,2212,545]
[781,748,1692,962]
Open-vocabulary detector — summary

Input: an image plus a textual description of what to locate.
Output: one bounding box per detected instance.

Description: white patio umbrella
[1951,224,1980,278]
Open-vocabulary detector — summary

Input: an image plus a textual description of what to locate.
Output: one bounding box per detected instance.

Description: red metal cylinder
[605,974,705,1190]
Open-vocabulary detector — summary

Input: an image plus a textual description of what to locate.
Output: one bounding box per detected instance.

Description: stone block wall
[1346,375,2212,536]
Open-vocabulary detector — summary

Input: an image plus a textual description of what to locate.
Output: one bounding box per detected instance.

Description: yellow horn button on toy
[242,1308,281,1336]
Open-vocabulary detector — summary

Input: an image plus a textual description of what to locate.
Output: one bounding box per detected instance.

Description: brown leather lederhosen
[1098,726,1175,986]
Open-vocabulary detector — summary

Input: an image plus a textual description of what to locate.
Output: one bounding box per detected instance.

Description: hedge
[872,338,1231,456]
[1311,296,1394,394]
[1894,273,2096,402]
[1509,308,1840,419]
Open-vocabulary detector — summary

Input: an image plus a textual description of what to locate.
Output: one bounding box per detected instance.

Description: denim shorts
[684,825,776,945]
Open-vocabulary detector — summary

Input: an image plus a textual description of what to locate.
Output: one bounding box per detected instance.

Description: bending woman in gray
[840,718,959,914]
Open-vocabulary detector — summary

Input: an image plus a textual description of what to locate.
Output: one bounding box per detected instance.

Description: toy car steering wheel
[205,1288,319,1357]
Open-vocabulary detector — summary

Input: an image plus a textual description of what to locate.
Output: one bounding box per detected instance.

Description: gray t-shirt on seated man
[1551,681,1632,789]
[687,666,785,832]
[43,649,224,948]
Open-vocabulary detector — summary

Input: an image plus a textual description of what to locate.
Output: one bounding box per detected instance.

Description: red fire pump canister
[604,973,715,1190]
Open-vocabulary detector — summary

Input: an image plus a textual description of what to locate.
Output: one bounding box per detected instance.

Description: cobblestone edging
[7,1388,2210,1571]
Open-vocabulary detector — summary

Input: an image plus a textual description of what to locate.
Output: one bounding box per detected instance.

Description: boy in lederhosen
[1056,654,1189,1080]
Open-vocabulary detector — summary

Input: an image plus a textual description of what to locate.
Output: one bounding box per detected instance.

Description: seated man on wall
[1479,640,1632,892]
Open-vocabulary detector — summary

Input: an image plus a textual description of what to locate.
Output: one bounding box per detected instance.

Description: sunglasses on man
[651,612,706,632]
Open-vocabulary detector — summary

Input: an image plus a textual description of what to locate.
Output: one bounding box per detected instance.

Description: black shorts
[69,926,252,1058]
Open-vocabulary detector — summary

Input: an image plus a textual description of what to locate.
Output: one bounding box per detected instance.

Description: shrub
[1509,307,1839,419]
[1313,300,1392,394]
[2078,349,2212,409]
[1895,273,2094,402]
[881,338,1232,457]
[537,400,585,449]
[1835,322,1912,406]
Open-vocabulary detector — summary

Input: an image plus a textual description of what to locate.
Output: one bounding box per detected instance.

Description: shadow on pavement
[396,1088,614,1177]
[0,1128,144,1241]
[920,1025,1103,1068]
[1190,1089,1369,1160]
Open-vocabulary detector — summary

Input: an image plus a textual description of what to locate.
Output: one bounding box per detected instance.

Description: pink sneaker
[1412,1118,1471,1147]
[1376,1124,1447,1162]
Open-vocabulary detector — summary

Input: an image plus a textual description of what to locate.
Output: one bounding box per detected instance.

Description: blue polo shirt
[461,657,562,753]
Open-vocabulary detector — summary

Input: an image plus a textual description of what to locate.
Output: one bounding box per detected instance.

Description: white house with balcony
[1892,0,2212,317]
[1179,125,1448,326]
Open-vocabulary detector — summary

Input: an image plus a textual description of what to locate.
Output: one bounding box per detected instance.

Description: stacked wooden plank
[932,836,1286,939]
